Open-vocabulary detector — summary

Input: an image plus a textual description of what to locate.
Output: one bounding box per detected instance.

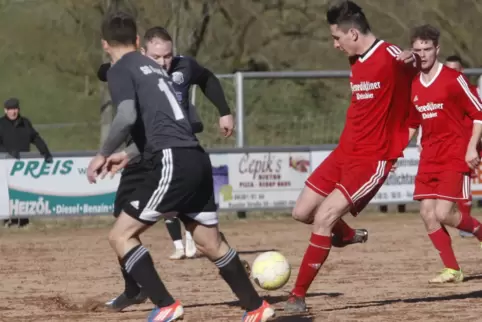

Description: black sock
[165,218,182,242]
[122,245,175,308]
[215,248,263,311]
[118,258,140,298]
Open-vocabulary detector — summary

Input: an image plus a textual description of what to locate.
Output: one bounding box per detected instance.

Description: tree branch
[186,1,212,57]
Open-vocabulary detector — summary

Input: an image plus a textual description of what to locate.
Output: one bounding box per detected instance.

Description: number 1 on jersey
[158,78,185,120]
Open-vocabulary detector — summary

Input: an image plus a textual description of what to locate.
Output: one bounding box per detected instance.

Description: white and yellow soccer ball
[251,251,291,291]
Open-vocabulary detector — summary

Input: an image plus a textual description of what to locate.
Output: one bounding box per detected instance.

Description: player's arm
[98,66,137,157]
[409,127,418,142]
[395,50,421,73]
[189,58,231,116]
[97,62,112,82]
[124,141,140,160]
[457,75,482,168]
[415,126,422,151]
[407,103,421,147]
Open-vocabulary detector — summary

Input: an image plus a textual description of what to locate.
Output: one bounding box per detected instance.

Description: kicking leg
[286,188,350,312]
[454,201,482,242]
[183,214,275,322]
[165,218,186,260]
[109,212,183,321]
[293,185,367,248]
[420,199,463,284]
[457,199,475,237]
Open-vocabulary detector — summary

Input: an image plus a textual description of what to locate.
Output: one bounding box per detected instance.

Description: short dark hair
[326,0,371,34]
[410,24,440,46]
[143,26,172,47]
[101,11,137,46]
[446,55,463,64]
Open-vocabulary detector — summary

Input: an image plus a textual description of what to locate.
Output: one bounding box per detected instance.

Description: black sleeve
[186,103,204,133]
[188,57,231,116]
[97,63,111,82]
[26,119,51,156]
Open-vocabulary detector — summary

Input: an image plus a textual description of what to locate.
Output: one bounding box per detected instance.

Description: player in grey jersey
[98,26,234,260]
[87,12,275,322]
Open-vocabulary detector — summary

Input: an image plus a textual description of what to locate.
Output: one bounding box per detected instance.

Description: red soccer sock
[292,234,331,298]
[332,219,356,241]
[457,200,472,219]
[456,207,482,241]
[428,227,460,270]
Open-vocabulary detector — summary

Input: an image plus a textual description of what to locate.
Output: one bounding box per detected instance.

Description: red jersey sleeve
[387,45,419,80]
[456,74,482,124]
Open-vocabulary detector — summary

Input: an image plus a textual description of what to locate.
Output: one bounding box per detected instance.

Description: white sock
[173,240,184,250]
[185,231,193,241]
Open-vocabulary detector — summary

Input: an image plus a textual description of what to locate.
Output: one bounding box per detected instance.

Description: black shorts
[113,161,147,218]
[120,147,217,225]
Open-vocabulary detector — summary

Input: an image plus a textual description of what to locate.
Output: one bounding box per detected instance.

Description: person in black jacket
[0,98,52,161]
[0,98,52,227]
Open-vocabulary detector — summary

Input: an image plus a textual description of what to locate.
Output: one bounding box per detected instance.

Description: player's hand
[466,147,480,170]
[396,50,415,65]
[390,161,397,173]
[87,154,106,184]
[101,151,129,179]
[219,114,234,138]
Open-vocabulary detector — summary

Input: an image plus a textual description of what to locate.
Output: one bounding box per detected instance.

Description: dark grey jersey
[107,52,199,155]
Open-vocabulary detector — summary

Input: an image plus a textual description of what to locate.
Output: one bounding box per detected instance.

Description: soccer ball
[251,251,291,291]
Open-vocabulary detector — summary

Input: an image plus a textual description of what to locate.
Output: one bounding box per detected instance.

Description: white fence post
[234,71,246,218]
[235,72,245,148]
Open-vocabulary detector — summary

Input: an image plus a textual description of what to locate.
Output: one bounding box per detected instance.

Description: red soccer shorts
[413,171,471,202]
[307,149,394,216]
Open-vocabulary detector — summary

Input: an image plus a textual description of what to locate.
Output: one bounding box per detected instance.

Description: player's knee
[434,207,453,225]
[419,207,438,230]
[108,228,123,250]
[291,205,313,224]
[196,234,224,259]
[292,187,324,224]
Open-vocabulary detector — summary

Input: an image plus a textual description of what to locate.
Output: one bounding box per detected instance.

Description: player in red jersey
[417,55,479,239]
[284,1,418,312]
[407,25,482,283]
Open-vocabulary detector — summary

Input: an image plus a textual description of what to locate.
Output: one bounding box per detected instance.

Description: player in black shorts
[87,12,275,322]
[98,26,234,261]
[97,27,248,312]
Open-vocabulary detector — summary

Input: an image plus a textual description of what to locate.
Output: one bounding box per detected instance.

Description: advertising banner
[214,152,311,210]
[5,157,121,217]
[3,146,481,218]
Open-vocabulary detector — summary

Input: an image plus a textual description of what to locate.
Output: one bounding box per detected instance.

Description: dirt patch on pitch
[2,213,482,321]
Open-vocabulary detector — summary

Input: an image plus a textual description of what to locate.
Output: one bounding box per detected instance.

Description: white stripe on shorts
[463,174,470,200]
[351,161,386,203]
[143,148,173,213]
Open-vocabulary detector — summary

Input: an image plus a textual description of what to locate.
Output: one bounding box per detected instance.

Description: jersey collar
[420,62,443,88]
[358,39,384,63]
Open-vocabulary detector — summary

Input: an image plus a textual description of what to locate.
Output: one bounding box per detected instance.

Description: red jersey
[408,63,482,173]
[338,40,417,160]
